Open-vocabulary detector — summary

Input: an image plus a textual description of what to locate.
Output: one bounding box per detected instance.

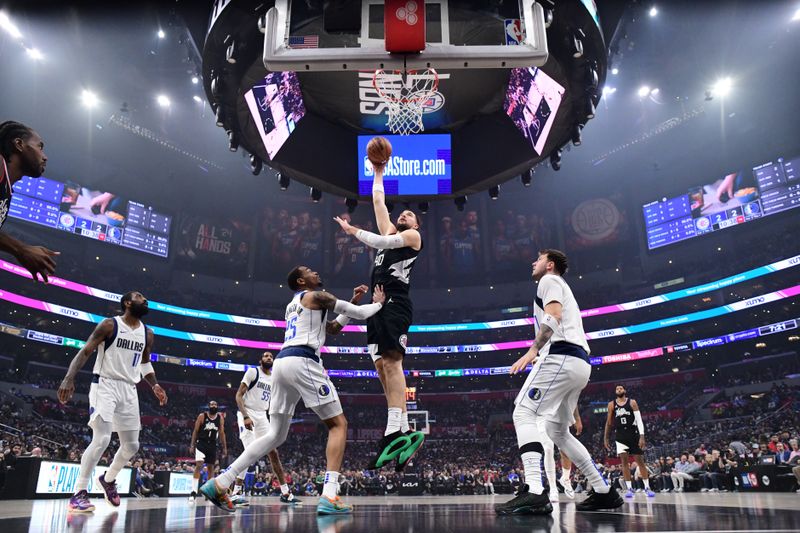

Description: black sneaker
[575,486,624,511]
[394,430,425,472]
[366,431,412,470]
[494,484,553,516]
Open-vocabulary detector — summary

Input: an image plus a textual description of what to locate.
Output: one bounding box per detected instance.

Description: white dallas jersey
[240,366,272,413]
[92,316,148,384]
[282,291,327,356]
[534,274,590,356]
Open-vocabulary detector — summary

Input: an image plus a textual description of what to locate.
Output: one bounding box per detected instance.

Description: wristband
[372,183,384,194]
[335,315,351,327]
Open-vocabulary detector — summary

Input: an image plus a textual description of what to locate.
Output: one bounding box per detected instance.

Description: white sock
[560,465,571,482]
[280,483,289,496]
[521,451,544,495]
[322,471,340,499]
[643,478,651,490]
[401,411,410,433]
[626,480,633,490]
[385,407,402,436]
[192,477,199,494]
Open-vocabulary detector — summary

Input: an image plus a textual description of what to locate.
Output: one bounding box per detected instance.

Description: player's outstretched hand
[351,284,369,303]
[57,378,74,404]
[372,284,385,305]
[333,216,358,235]
[16,244,59,282]
[510,349,537,374]
[574,417,583,436]
[153,384,168,406]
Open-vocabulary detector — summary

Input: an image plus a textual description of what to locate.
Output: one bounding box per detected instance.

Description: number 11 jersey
[92,315,147,384]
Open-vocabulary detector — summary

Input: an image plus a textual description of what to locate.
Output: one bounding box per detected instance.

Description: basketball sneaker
[230,494,249,507]
[316,496,353,515]
[199,479,235,513]
[395,430,425,472]
[280,493,302,504]
[624,489,635,498]
[366,430,411,470]
[646,488,656,497]
[561,478,575,499]
[97,473,121,507]
[68,490,96,513]
[188,492,197,503]
[494,484,553,515]
[575,487,624,511]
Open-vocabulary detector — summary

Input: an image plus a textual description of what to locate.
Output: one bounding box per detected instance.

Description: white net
[373,69,439,135]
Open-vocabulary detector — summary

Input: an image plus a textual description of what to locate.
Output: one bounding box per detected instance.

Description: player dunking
[200,267,384,514]
[495,250,622,515]
[230,351,300,506]
[188,401,227,502]
[604,385,655,498]
[57,291,167,513]
[333,137,425,471]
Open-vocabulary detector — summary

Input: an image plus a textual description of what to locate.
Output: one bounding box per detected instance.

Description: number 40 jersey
[282,291,328,356]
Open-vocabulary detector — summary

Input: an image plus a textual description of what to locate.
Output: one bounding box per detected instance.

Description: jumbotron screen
[357,134,452,196]
[643,154,799,250]
[9,176,171,258]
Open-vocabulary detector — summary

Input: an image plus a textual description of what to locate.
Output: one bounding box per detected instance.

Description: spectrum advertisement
[358,134,452,196]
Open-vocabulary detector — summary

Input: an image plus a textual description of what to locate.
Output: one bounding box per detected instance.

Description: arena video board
[643,155,799,250]
[244,71,306,159]
[357,134,452,196]
[9,176,171,258]
[504,67,566,155]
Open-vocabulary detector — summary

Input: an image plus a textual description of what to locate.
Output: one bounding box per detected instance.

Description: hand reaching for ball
[367,136,392,172]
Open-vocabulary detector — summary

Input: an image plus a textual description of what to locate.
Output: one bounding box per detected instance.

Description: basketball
[367,136,392,168]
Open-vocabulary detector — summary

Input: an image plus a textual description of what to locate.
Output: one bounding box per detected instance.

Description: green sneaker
[317,496,353,515]
[395,431,425,472]
[199,479,235,513]
[366,431,411,470]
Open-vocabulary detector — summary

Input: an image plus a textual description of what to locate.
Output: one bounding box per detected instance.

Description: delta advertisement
[36,462,132,495]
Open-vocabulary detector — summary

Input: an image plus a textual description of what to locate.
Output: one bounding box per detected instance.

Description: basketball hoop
[373,68,439,135]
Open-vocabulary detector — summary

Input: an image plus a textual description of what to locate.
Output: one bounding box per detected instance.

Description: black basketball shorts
[367,295,413,361]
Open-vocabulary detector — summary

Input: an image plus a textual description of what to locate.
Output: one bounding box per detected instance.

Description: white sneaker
[561,479,575,500]
[710,488,719,493]
[188,493,196,503]
[549,493,560,503]
[701,488,709,492]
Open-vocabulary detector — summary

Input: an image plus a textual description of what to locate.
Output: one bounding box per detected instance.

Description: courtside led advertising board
[357,134,452,196]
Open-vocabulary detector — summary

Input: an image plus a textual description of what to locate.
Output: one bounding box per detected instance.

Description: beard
[208,407,218,415]
[615,392,625,398]
[129,302,149,318]
[396,222,410,232]
[261,362,273,371]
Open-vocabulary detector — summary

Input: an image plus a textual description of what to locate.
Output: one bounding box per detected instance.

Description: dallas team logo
[528,388,542,400]
[318,384,330,397]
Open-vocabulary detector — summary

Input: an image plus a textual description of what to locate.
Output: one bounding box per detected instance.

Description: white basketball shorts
[269,353,343,420]
[514,353,591,426]
[237,410,269,448]
[88,375,140,432]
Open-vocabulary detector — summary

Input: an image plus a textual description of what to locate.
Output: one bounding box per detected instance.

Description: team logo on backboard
[399,334,408,349]
[318,384,330,397]
[396,2,419,26]
[528,388,542,400]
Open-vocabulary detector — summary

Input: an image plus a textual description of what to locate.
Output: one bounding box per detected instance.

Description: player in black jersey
[603,385,655,498]
[0,121,59,281]
[333,163,424,472]
[189,401,227,501]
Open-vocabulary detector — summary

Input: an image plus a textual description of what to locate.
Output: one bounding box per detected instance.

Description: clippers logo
[318,384,331,397]
[528,388,542,401]
[399,334,408,349]
[761,475,770,486]
[395,1,419,26]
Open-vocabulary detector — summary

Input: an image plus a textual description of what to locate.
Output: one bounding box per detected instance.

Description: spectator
[700,451,726,492]
[671,454,701,492]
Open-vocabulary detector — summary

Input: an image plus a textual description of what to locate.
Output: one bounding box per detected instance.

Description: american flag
[288,35,319,49]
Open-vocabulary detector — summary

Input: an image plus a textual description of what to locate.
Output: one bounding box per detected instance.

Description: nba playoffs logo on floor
[318,384,330,397]
[528,388,542,400]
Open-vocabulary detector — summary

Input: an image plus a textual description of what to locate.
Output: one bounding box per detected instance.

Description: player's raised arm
[57,318,115,404]
[326,284,369,335]
[370,167,396,236]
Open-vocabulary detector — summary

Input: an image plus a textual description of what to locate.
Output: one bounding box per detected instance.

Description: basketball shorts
[88,375,140,432]
[237,410,270,448]
[615,434,643,455]
[514,352,590,426]
[269,347,343,420]
[367,295,413,362]
[195,442,217,464]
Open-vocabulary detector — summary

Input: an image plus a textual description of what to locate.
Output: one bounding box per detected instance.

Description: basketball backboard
[262,0,548,72]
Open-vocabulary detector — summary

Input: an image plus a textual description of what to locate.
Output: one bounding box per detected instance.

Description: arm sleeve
[241,367,257,387]
[333,299,383,320]
[538,275,565,307]
[355,229,405,250]
[634,410,645,434]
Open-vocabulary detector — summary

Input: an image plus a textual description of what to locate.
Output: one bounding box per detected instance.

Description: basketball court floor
[1,494,798,532]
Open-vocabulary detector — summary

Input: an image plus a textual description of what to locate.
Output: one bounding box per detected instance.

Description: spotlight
[544,9,553,28]
[228,130,238,152]
[521,169,533,187]
[277,172,290,190]
[0,11,22,39]
[345,198,358,213]
[572,29,585,59]
[650,87,660,95]
[794,7,800,21]
[602,86,617,96]
[215,106,225,127]
[310,187,322,203]
[418,202,429,214]
[550,149,562,171]
[611,67,619,75]
[454,196,467,212]
[649,6,658,17]
[26,47,43,61]
[81,89,99,108]
[637,85,651,97]
[711,77,732,97]
[488,185,500,200]
[585,98,596,120]
[191,76,199,84]
[157,29,165,39]
[156,94,170,107]
[249,154,262,175]
[225,40,237,64]
[192,95,202,103]
[572,123,583,146]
